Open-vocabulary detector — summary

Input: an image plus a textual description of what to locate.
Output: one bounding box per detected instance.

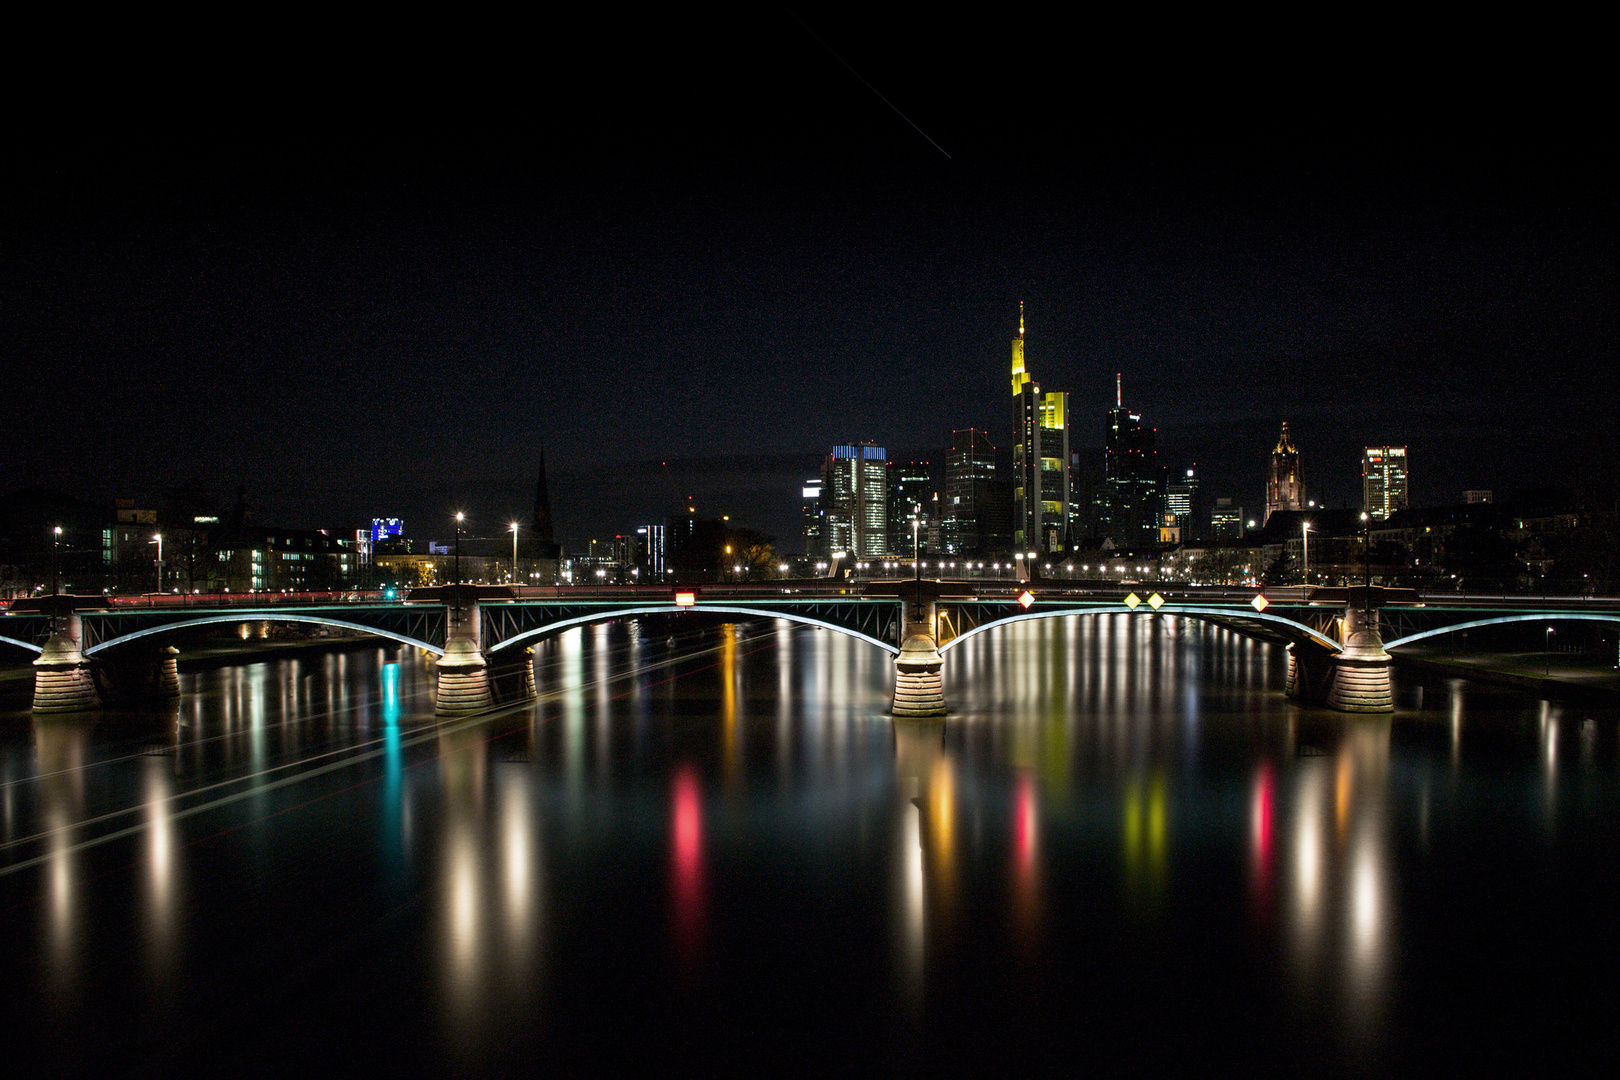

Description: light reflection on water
[2,619,1619,1074]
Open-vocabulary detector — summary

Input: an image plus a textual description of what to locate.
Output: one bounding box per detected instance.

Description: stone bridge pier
[891,582,946,718]
[1285,592,1393,712]
[32,599,99,713]
[436,586,492,716]
[1326,594,1393,712]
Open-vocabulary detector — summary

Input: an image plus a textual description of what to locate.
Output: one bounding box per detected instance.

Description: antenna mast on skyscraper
[1019,299,1025,339]
[1116,372,1122,408]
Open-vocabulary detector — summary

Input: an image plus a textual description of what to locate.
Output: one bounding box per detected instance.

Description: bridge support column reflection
[893,719,958,982]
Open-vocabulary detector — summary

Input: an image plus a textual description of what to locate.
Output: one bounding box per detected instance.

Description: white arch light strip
[938,605,1344,655]
[1383,613,1620,650]
[83,612,445,657]
[486,605,901,655]
[0,634,43,655]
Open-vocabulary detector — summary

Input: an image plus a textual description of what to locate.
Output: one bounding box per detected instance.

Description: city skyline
[4,15,1612,547]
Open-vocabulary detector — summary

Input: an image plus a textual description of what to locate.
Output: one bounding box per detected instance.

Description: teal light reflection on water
[381,662,405,874]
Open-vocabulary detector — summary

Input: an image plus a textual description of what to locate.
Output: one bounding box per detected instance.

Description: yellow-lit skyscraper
[1363,446,1409,521]
[1010,305,1071,554]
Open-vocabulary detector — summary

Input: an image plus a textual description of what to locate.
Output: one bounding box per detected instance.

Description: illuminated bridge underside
[80,607,448,656]
[0,614,51,654]
[1385,612,1620,651]
[484,602,902,655]
[936,603,1343,655]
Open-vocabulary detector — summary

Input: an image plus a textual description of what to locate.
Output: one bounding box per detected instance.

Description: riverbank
[1394,647,1620,703]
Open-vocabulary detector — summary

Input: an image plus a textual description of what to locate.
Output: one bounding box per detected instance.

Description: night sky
[5,15,1612,550]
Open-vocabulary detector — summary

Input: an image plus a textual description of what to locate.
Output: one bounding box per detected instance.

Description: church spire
[530,450,561,560]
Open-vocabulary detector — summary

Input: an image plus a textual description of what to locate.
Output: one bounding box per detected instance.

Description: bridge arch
[485,605,901,656]
[938,605,1343,655]
[83,613,445,657]
[0,633,43,656]
[1384,613,1620,650]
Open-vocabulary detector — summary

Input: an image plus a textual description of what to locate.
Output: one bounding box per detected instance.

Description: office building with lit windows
[1363,446,1409,521]
[943,427,1007,555]
[1010,304,1071,553]
[1166,466,1204,543]
[821,443,889,558]
[888,459,934,554]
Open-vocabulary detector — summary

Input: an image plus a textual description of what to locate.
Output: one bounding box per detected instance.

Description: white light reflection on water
[892,718,940,1005]
[142,756,179,983]
[34,721,86,1002]
[439,721,489,1024]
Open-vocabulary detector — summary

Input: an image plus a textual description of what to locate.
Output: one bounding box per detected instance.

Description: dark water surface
[4,615,1620,1076]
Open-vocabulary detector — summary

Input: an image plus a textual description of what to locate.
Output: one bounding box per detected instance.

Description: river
[3,614,1618,1076]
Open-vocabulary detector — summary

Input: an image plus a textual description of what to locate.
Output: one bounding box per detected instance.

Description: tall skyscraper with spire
[1010,303,1071,554]
[1100,374,1161,551]
[1266,422,1305,523]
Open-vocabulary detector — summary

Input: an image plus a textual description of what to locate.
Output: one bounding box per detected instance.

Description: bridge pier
[435,588,492,716]
[1326,597,1393,713]
[93,645,182,705]
[892,588,946,718]
[32,607,100,713]
[1285,643,1336,704]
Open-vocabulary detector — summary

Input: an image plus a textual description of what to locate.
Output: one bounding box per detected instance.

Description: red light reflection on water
[1251,762,1275,921]
[671,764,706,972]
[1010,771,1041,958]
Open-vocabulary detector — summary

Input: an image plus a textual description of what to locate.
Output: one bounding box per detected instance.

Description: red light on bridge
[1017,590,1035,609]
[674,591,697,608]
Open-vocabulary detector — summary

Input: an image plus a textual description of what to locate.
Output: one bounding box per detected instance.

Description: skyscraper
[821,443,889,558]
[888,459,933,554]
[801,479,824,558]
[1363,446,1409,521]
[1166,466,1204,543]
[1266,422,1305,523]
[943,428,998,555]
[1010,304,1071,553]
[1100,374,1160,551]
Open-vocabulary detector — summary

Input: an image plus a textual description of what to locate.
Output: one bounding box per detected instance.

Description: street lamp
[151,533,163,595]
[454,512,465,584]
[1360,511,1372,597]
[1546,626,1555,678]
[510,521,520,583]
[912,518,921,607]
[51,525,62,595]
[1301,522,1312,587]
